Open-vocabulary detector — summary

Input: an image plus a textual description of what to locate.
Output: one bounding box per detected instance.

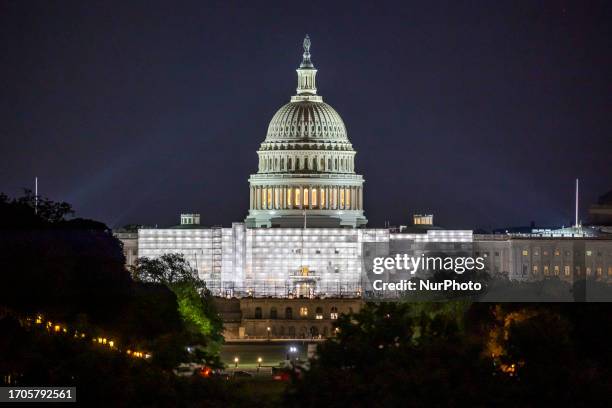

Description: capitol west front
[116,37,612,339]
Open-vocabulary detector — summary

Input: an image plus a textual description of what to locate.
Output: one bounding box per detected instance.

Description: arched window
[270,307,278,319]
[299,307,308,317]
[330,307,338,320]
[315,307,323,320]
[285,307,293,319]
[255,307,262,319]
[288,158,292,170]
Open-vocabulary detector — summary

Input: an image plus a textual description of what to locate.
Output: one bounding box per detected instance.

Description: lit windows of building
[315,307,323,320]
[554,265,560,276]
[597,267,603,276]
[586,250,592,256]
[299,307,308,317]
[564,266,570,276]
[586,267,592,276]
[543,265,549,275]
[533,265,539,274]
[330,307,338,320]
[413,214,433,226]
[522,250,529,256]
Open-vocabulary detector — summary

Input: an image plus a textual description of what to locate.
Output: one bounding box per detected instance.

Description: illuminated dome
[264,101,349,143]
[245,35,367,228]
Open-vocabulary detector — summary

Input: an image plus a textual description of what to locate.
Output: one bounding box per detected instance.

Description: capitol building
[116,36,612,338]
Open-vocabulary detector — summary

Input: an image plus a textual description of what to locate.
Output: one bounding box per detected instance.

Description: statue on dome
[303,34,311,53]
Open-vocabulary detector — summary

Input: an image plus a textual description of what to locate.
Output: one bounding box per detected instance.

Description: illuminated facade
[136,224,472,297]
[245,35,367,228]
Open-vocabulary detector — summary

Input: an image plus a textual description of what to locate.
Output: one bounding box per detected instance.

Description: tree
[131,254,223,356]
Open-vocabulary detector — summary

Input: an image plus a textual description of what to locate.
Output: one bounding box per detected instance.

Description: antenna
[35,176,38,215]
[575,178,579,227]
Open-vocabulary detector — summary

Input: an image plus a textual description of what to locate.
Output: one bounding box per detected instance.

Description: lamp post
[234,356,239,370]
[257,357,262,374]
[266,326,271,340]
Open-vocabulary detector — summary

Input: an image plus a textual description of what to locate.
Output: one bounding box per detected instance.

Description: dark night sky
[1,0,610,230]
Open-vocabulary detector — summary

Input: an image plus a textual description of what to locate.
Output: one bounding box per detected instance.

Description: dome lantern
[294,34,319,100]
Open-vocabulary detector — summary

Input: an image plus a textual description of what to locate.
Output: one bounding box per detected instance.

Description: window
[564,266,570,276]
[320,188,325,208]
[315,307,323,320]
[554,249,560,256]
[608,267,612,277]
[287,188,292,207]
[340,189,345,208]
[346,188,351,208]
[285,307,293,319]
[295,188,301,206]
[586,250,592,256]
[330,307,338,320]
[299,307,308,317]
[533,265,539,274]
[255,307,262,319]
[543,251,549,256]
[522,250,529,256]
[586,267,592,276]
[495,252,500,257]
[312,188,317,207]
[270,307,278,319]
[303,188,308,206]
[597,267,603,276]
[554,265,560,276]
[543,265,549,275]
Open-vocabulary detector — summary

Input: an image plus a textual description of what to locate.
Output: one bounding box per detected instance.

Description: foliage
[131,254,224,355]
[286,302,612,407]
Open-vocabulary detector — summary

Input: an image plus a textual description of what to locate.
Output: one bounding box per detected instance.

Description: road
[220,341,313,369]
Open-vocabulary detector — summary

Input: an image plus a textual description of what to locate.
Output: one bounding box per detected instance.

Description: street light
[257,357,262,374]
[234,356,239,369]
[266,326,271,340]
[288,345,298,362]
